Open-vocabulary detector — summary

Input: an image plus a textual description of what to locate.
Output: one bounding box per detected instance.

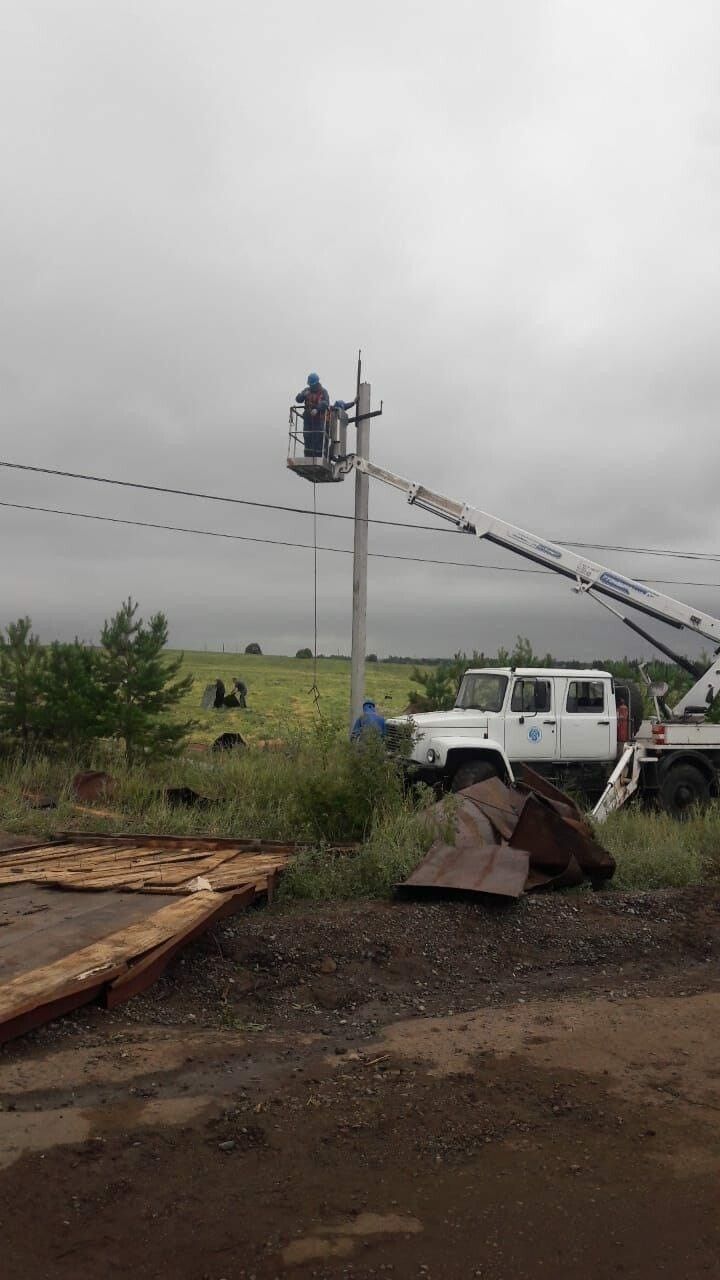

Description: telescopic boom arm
[354,457,720,718]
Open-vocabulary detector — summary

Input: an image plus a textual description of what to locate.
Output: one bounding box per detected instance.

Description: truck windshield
[455,673,508,712]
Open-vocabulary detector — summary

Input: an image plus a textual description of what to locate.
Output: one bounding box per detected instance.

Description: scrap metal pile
[400,766,615,900]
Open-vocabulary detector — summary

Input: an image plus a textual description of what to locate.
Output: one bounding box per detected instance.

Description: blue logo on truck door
[528,726,543,744]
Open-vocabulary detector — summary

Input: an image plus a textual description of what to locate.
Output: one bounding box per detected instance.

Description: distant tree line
[406,634,708,714]
[0,599,194,762]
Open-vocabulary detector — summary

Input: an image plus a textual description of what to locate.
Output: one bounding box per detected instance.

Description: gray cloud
[2,0,720,663]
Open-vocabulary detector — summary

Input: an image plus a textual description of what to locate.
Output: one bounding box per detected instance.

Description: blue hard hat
[307,372,320,386]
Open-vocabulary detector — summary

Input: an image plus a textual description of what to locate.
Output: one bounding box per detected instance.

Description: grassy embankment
[0,653,717,897]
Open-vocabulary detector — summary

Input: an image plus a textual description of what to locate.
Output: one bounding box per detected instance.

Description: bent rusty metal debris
[399,773,615,900]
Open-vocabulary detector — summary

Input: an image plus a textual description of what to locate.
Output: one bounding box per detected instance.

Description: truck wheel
[451,760,498,792]
[659,763,709,819]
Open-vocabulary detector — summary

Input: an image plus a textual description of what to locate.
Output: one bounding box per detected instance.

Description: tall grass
[600,803,720,890]
[1,732,718,896]
[0,723,415,846]
[277,806,436,902]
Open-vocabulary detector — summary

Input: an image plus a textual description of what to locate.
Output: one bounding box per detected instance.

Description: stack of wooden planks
[0,832,295,896]
[0,832,317,1046]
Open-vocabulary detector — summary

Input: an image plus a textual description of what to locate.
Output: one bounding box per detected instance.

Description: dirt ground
[1,884,719,1279]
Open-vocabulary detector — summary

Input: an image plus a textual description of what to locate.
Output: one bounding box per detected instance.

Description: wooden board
[0,889,252,1042]
[0,837,292,896]
[0,831,304,1044]
[0,885,177,982]
[104,885,256,1009]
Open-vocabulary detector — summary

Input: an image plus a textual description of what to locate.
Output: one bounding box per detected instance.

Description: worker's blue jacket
[351,705,387,740]
[295,384,329,421]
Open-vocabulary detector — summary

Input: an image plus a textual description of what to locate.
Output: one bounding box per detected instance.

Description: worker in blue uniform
[295,373,330,457]
[351,699,387,741]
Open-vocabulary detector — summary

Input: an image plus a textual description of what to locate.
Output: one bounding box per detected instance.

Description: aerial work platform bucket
[287,405,349,483]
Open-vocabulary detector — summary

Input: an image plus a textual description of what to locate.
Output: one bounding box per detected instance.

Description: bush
[287,718,403,842]
[296,648,313,659]
[245,643,262,655]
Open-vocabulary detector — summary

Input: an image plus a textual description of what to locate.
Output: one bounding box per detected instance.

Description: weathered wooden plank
[0,891,235,1027]
[24,848,252,893]
[55,831,303,852]
[0,848,238,889]
[0,975,122,1045]
[0,843,120,867]
[0,887,176,978]
[104,886,256,1009]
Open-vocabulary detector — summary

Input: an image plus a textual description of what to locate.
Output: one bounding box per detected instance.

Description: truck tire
[659,762,709,819]
[451,760,498,792]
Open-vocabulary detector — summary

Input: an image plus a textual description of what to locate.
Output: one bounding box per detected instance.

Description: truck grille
[385,724,406,754]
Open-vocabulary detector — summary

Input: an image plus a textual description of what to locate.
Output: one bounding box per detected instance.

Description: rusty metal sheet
[401,783,529,898]
[399,843,529,898]
[510,797,577,873]
[399,771,615,901]
[515,765,585,822]
[511,795,614,882]
[460,777,528,841]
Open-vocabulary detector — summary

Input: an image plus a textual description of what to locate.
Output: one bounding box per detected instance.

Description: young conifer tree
[37,641,112,752]
[0,617,46,745]
[100,599,194,764]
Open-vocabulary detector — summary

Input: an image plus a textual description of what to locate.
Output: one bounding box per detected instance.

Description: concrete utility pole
[350,379,371,732]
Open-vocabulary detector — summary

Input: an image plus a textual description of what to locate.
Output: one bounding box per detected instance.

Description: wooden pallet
[0,832,306,1045]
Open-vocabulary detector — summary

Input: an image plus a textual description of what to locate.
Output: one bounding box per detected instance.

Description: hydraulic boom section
[354,457,720,720]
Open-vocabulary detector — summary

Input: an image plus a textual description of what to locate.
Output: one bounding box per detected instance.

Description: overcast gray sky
[2,0,720,662]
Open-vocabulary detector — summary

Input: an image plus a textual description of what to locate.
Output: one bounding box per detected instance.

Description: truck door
[504,677,558,761]
[560,678,614,760]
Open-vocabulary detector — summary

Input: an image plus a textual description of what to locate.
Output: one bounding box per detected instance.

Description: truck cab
[388,667,619,792]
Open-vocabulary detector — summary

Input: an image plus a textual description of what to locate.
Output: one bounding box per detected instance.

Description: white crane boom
[354,457,720,719]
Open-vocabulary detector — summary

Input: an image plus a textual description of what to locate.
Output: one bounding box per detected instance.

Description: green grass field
[1,650,717,897]
[172,651,421,744]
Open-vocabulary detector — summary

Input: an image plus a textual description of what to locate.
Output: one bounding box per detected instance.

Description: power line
[1,497,719,590]
[2,458,720,563]
[562,540,720,562]
[0,459,450,535]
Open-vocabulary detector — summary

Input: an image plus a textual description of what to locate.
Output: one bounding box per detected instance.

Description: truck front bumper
[401,760,446,788]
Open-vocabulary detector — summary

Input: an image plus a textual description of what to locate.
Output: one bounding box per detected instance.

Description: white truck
[350,457,720,822]
[388,665,643,798]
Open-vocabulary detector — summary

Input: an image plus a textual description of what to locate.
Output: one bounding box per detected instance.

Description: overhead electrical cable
[2,459,720,562]
[0,459,450,534]
[1,498,719,591]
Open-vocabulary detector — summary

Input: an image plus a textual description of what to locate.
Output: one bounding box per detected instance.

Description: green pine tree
[36,641,112,753]
[0,617,46,745]
[100,599,194,764]
[408,650,489,712]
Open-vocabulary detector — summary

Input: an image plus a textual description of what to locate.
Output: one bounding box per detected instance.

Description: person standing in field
[351,699,387,741]
[296,373,330,457]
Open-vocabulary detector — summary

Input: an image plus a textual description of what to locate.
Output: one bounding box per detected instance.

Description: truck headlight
[426,748,437,764]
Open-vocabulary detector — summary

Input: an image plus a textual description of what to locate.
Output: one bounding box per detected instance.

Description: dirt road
[1,888,719,1278]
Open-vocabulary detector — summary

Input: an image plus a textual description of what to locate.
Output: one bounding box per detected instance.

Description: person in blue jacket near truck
[351,700,387,741]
